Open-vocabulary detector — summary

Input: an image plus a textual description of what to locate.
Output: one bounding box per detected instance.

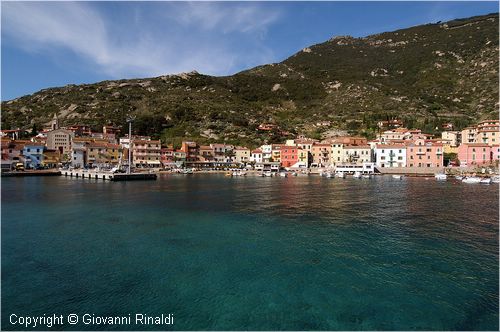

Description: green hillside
[2,13,498,147]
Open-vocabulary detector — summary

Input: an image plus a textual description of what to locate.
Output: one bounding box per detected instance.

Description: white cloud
[168,2,281,34]
[1,2,281,79]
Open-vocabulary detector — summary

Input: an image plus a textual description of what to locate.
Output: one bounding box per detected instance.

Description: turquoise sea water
[1,175,498,330]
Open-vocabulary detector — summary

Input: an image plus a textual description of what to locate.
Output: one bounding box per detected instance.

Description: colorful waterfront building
[375,144,407,168]
[271,144,283,163]
[234,147,251,164]
[457,143,493,166]
[46,128,74,155]
[343,145,372,164]
[210,143,234,162]
[260,145,273,162]
[406,139,443,168]
[492,145,500,164]
[199,146,215,162]
[132,139,161,167]
[330,141,344,165]
[23,144,45,169]
[87,141,122,166]
[250,149,263,164]
[476,120,500,145]
[42,149,61,168]
[280,146,308,168]
[441,131,461,147]
[71,139,88,168]
[311,143,331,167]
[180,141,199,162]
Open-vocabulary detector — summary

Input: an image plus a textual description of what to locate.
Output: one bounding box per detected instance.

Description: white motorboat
[232,170,246,176]
[279,172,288,177]
[262,171,273,177]
[392,175,403,180]
[480,178,491,184]
[335,172,346,179]
[491,175,500,183]
[325,172,334,178]
[362,174,371,179]
[454,175,464,180]
[352,171,362,179]
[434,173,447,181]
[462,177,481,184]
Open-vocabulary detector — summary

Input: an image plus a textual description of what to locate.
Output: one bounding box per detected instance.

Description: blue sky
[1,1,498,100]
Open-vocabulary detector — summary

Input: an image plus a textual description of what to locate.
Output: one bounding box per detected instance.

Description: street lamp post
[126,115,135,174]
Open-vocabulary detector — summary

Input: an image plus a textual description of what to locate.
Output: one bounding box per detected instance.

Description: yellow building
[42,149,61,168]
[330,142,344,165]
[234,147,251,164]
[87,142,121,166]
[443,145,458,154]
[271,144,283,163]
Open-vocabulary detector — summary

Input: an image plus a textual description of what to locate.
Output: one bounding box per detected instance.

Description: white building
[441,131,461,147]
[250,149,263,163]
[343,145,372,164]
[260,145,273,162]
[375,144,407,168]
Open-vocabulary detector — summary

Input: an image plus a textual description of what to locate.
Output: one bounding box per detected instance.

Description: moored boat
[325,172,334,178]
[352,171,362,179]
[362,174,371,179]
[262,171,273,177]
[335,172,346,178]
[279,172,288,177]
[480,178,491,184]
[491,175,500,183]
[462,177,481,184]
[435,173,447,181]
[392,175,403,180]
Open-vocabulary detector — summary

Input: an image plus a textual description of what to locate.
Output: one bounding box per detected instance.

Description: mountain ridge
[2,12,498,147]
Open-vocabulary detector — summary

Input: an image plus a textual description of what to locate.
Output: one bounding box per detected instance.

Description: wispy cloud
[1,2,281,78]
[167,2,281,33]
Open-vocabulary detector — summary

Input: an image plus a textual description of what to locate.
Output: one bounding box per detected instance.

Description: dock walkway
[61,169,157,181]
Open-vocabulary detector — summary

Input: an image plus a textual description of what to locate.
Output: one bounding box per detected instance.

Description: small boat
[182,168,193,174]
[262,171,273,177]
[454,175,464,180]
[325,172,334,178]
[435,173,447,181]
[279,172,288,177]
[362,174,371,179]
[225,172,232,177]
[480,178,491,184]
[352,171,362,179]
[462,177,481,184]
[232,170,246,176]
[335,172,346,179]
[491,175,500,183]
[392,175,403,180]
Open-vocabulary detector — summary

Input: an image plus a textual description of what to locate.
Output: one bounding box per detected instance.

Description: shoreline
[2,168,497,179]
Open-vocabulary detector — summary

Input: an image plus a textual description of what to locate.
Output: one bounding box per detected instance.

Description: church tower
[51,113,59,130]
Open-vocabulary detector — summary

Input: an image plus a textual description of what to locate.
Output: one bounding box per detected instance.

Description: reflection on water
[1,175,498,330]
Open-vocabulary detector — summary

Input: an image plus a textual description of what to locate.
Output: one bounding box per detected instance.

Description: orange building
[406,139,443,168]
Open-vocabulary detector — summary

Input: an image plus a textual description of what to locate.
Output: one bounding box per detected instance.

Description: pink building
[492,145,500,163]
[457,143,493,166]
[406,139,443,168]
